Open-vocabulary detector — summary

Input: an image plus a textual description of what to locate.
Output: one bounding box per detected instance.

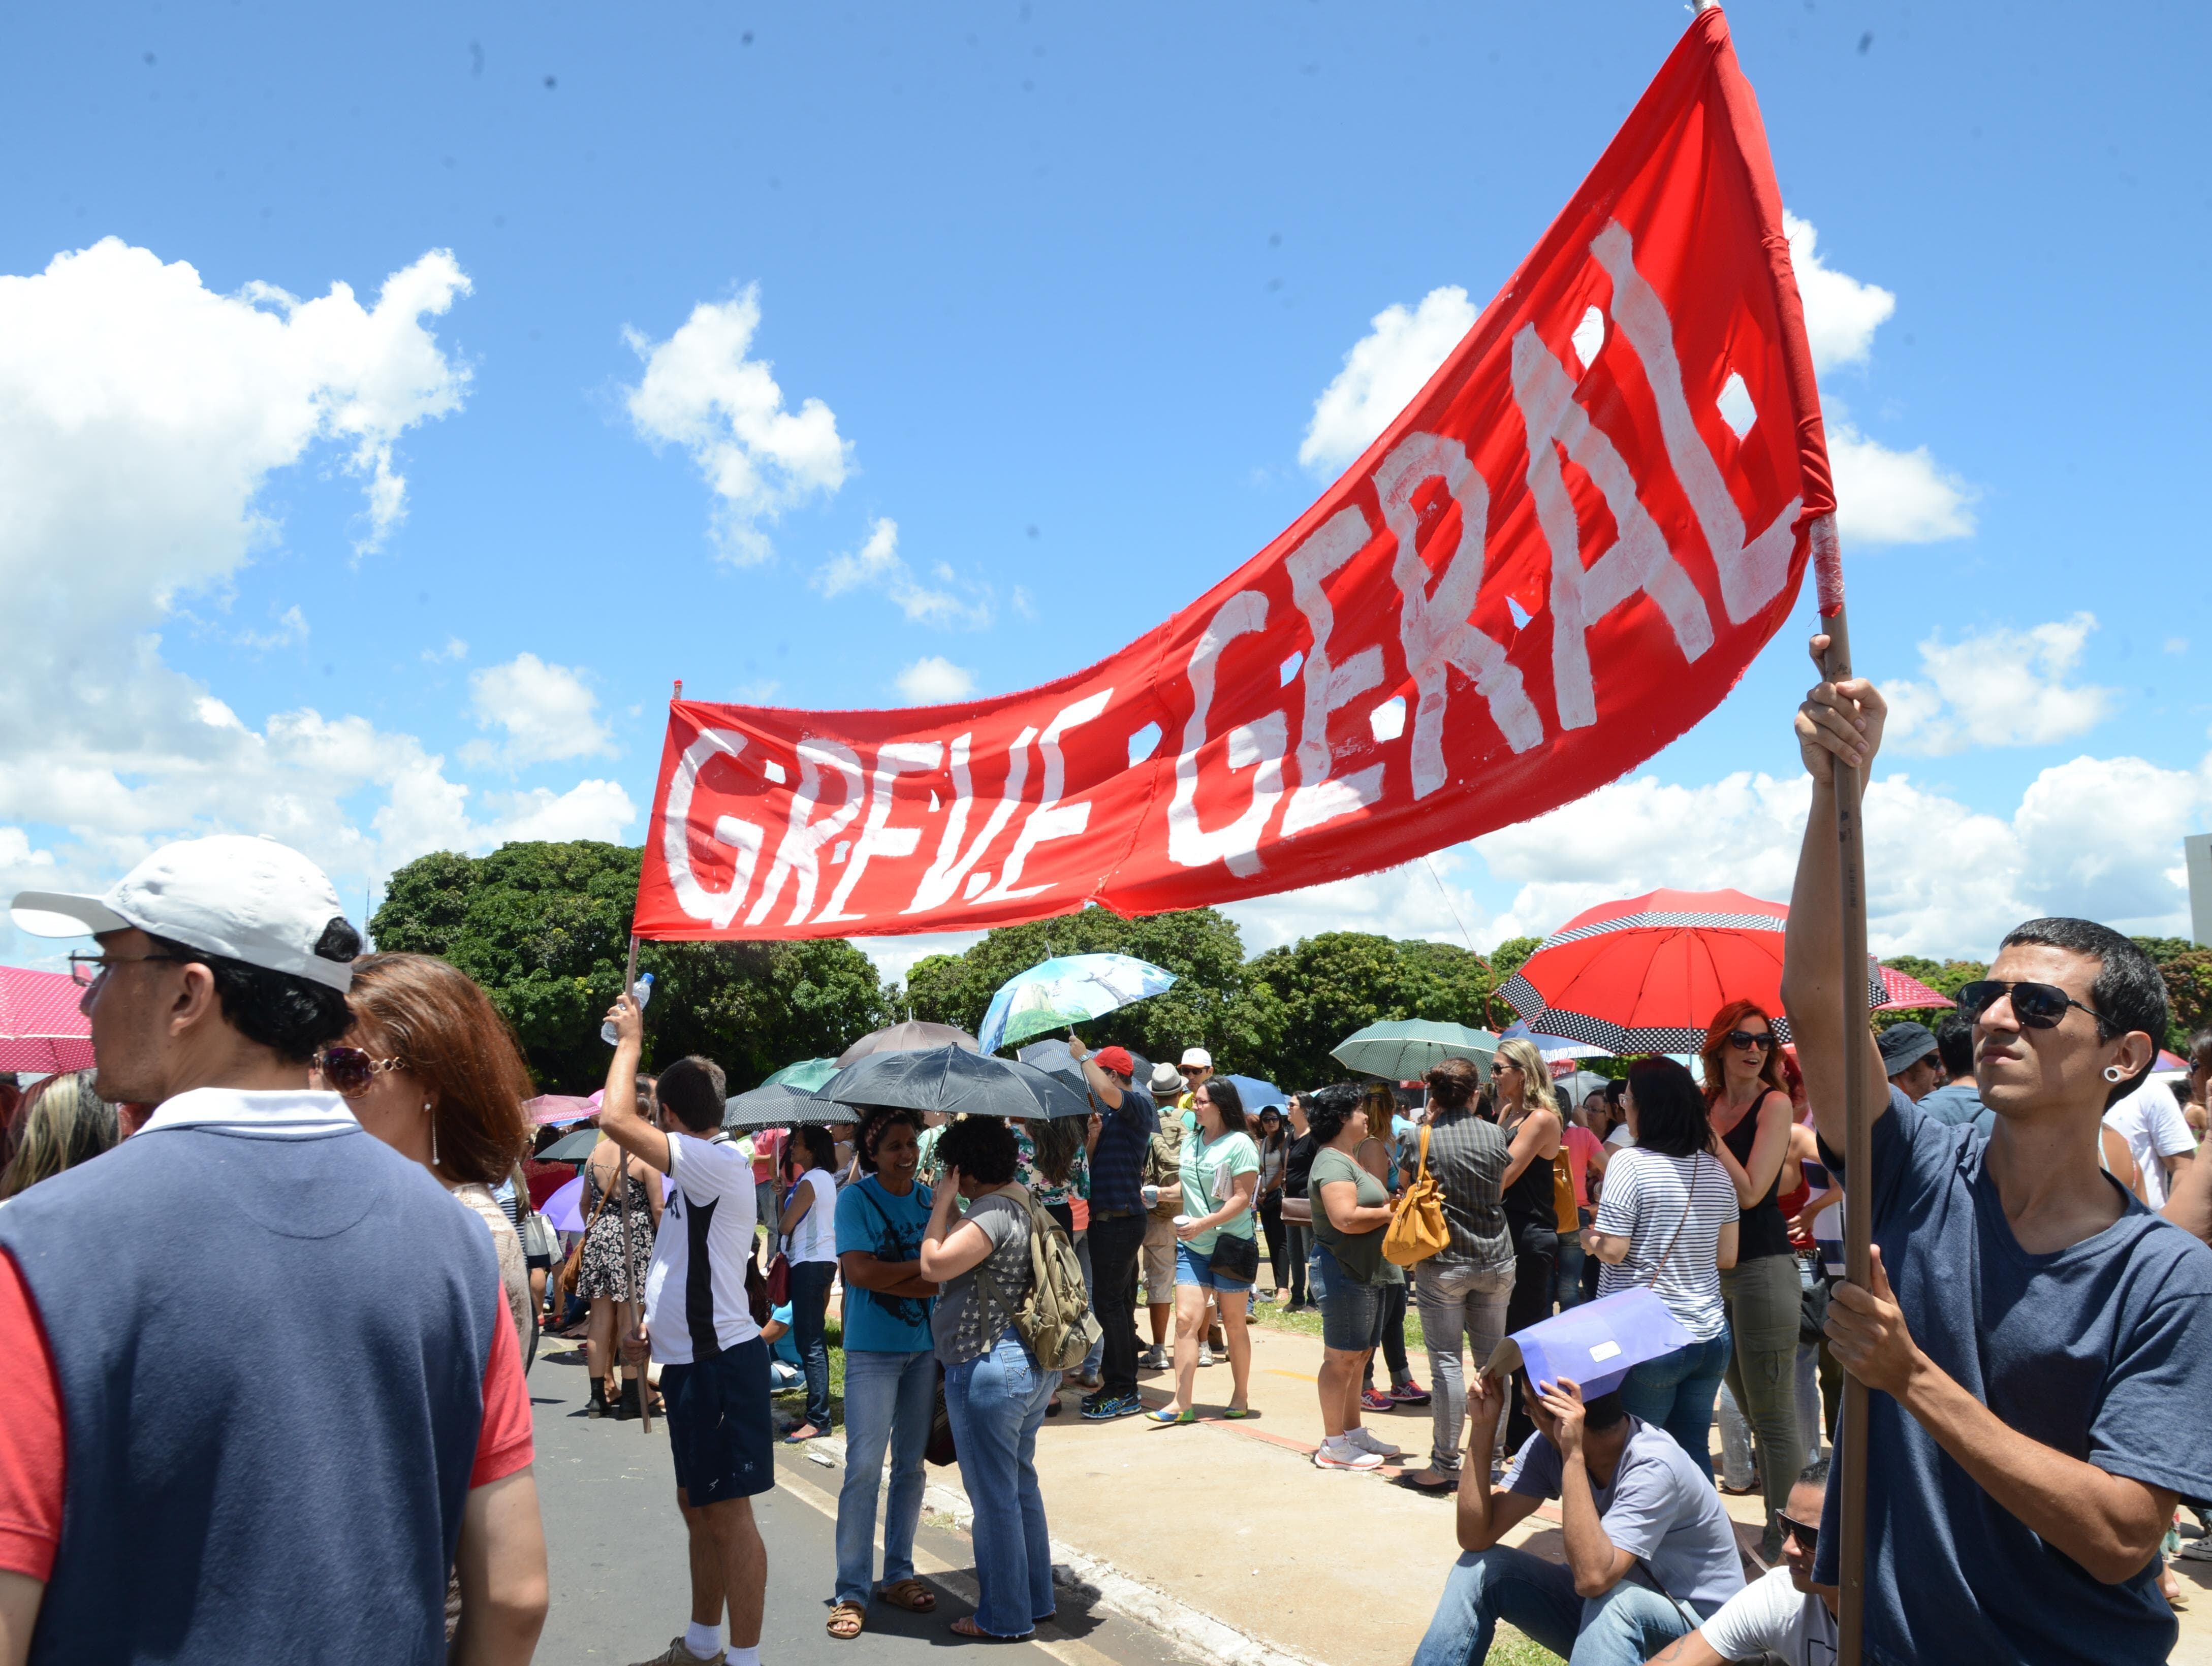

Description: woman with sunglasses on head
[573,1075,665,1418]
[320,956,539,1366]
[1697,999,1805,1560]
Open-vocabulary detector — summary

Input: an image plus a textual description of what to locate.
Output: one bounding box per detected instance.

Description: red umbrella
[1874,966,1956,1012]
[1500,888,1884,1054]
[0,966,93,1074]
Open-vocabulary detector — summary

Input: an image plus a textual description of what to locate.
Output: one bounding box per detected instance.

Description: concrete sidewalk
[871,1318,2212,1666]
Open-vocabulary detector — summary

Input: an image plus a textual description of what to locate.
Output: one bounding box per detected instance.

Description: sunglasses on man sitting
[1956,980,2109,1034]
[1725,1030,1774,1051]
[1777,1513,1819,1555]
[312,1046,406,1098]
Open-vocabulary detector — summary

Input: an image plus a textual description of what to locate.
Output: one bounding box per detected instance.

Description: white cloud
[1298,285,1475,473]
[1223,849,1498,957]
[818,517,993,628]
[1827,416,1976,545]
[1883,614,2116,755]
[236,604,310,651]
[422,635,468,663]
[1783,213,1896,375]
[894,656,977,705]
[623,285,850,566]
[465,652,614,767]
[0,238,627,962]
[480,780,637,846]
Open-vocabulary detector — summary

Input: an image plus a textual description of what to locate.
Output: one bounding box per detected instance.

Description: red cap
[1092,1046,1135,1077]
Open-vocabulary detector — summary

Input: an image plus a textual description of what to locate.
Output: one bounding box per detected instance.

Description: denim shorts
[1309,1242,1386,1352]
[1174,1240,1254,1293]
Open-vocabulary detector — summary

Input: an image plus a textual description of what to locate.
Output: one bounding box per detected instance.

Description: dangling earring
[425,1100,438,1165]
[2103,1065,2126,1084]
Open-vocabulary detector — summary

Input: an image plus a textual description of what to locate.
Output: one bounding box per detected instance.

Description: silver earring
[2103,1065,2125,1084]
[425,1101,438,1164]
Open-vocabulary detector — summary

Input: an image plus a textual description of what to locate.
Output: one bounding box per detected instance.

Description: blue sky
[3,0,2206,982]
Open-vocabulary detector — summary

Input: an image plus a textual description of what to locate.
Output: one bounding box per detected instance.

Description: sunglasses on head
[313,1046,406,1097]
[1777,1514,1819,1554]
[1956,980,2107,1033]
[1726,1030,1774,1051]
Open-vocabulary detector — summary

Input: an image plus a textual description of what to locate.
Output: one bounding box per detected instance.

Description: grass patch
[1490,1628,1563,1665]
[1240,1288,1431,1356]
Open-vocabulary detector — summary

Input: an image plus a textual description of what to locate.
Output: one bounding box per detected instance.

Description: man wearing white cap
[0,836,547,1665]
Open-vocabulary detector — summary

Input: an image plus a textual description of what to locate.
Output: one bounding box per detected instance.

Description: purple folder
[1479,1287,1693,1401]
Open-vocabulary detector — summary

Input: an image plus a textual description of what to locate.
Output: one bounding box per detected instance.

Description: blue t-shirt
[1814,1088,2212,1665]
[833,1174,935,1353]
[766,1302,800,1366]
[1917,1079,1994,1135]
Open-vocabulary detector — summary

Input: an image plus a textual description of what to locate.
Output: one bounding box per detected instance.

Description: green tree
[1239,932,1493,1091]
[370,841,891,1092]
[1483,935,1543,1026]
[903,907,1254,1070]
[2134,938,2210,1049]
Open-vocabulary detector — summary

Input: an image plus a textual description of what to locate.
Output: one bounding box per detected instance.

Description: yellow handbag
[1383,1125,1452,1267]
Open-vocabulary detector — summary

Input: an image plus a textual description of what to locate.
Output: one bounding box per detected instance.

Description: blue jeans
[1616,1332,1732,1482]
[945,1328,1060,1637]
[835,1348,935,1604]
[787,1260,837,1432]
[1411,1544,1697,1666]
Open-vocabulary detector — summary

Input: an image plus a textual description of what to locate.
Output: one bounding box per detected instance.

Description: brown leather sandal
[827,1600,867,1639]
[878,1579,936,1613]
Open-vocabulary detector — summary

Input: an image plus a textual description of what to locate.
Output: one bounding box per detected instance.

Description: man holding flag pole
[1781,633,2212,1665]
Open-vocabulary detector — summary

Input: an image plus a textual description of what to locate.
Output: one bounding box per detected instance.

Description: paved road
[529,1341,1202,1666]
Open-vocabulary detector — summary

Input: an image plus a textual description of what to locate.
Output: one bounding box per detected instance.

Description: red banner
[636,9,1830,943]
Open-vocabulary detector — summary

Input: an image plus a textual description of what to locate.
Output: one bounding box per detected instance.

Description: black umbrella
[821,1044,1095,1120]
[1016,1038,1155,1097]
[539,1127,602,1161]
[721,1081,850,1131]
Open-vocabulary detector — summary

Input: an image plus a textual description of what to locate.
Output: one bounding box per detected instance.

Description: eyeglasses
[1178,1065,1206,1076]
[312,1046,408,1097]
[68,951,186,988]
[1956,980,2108,1034]
[1726,1030,1775,1051]
[1777,1514,1820,1554]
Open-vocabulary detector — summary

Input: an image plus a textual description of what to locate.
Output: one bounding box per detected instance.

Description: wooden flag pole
[615,933,652,1434]
[1818,560,1872,1666]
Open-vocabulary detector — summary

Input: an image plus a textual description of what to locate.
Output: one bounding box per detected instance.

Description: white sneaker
[1198,1343,1215,1367]
[1346,1427,1402,1459]
[1313,1438,1384,1471]
[1139,1345,1168,1372]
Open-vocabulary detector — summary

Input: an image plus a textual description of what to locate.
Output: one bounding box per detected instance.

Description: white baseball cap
[12,835,357,992]
[1180,1047,1213,1069]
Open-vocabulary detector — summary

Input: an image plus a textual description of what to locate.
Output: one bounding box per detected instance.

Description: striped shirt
[1594,1147,1739,1340]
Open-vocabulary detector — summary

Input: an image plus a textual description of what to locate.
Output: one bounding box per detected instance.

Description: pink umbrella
[0,966,93,1074]
[524,1094,600,1127]
[1875,966,1956,1012]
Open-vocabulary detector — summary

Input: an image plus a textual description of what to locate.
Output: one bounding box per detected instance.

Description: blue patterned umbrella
[977,953,1179,1054]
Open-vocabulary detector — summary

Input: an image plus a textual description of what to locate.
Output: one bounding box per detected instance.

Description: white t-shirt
[786,1168,840,1263]
[1593,1147,1740,1340]
[644,1132,763,1363]
[1697,1566,1838,1664]
[2102,1081,2196,1208]
[1605,1124,1633,1149]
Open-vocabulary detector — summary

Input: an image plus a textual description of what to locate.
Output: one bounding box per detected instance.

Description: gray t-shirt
[1507,1416,1746,1618]
[930,1189,1033,1366]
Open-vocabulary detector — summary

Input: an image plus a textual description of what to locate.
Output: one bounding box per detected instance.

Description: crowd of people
[1,629,2209,1666]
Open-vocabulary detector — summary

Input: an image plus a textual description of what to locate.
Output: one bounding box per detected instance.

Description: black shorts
[661,1338,774,1505]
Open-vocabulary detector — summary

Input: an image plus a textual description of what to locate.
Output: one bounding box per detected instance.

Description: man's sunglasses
[1777,1514,1819,1554]
[1178,1065,1207,1075]
[312,1046,407,1097]
[1726,1030,1775,1051]
[1956,980,2108,1034]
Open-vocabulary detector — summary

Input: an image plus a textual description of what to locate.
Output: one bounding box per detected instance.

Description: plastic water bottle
[602,972,654,1045]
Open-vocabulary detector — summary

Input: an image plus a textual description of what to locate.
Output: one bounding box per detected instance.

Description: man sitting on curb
[1638,1473,1834,1664]
[1413,1372,1744,1666]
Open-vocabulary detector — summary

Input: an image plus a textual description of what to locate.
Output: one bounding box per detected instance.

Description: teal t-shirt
[833,1174,935,1353]
[1179,1128,1259,1253]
